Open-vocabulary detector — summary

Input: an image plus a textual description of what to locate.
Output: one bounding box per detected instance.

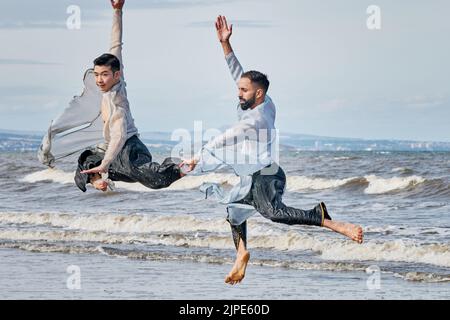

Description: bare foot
[90,174,108,192]
[338,222,363,243]
[225,251,250,285]
[323,220,363,243]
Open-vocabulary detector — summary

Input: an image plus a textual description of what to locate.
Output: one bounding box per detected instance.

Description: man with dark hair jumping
[182,15,363,285]
[75,0,183,192]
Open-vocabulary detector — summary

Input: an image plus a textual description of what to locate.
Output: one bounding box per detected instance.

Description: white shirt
[194,52,279,225]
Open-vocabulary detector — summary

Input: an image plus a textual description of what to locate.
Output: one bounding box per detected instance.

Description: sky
[1,0,449,142]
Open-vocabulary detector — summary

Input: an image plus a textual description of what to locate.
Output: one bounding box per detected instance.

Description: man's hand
[216,15,232,42]
[80,165,108,175]
[180,158,199,174]
[110,0,125,10]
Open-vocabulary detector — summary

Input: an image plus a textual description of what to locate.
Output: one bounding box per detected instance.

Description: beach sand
[1,248,448,300]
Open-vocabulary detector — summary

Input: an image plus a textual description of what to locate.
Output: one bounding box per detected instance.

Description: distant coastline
[1,129,450,152]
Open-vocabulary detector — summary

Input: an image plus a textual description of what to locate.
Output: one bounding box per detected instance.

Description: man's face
[238,77,260,110]
[94,65,121,92]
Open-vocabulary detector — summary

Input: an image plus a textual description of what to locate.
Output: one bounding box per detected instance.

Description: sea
[0,149,449,299]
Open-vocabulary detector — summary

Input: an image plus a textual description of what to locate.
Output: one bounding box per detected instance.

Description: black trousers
[228,165,329,250]
[75,135,181,192]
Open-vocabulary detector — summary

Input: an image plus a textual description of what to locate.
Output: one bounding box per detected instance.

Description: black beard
[239,95,256,110]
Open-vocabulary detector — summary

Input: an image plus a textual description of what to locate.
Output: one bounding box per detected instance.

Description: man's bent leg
[251,169,364,243]
[251,169,324,226]
[119,135,183,189]
[133,157,182,189]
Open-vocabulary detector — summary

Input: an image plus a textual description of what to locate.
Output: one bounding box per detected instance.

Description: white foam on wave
[318,238,450,268]
[1,228,449,268]
[21,169,358,192]
[286,176,357,191]
[20,169,239,192]
[333,156,353,161]
[399,272,450,283]
[1,212,449,268]
[0,212,232,234]
[249,231,450,268]
[364,225,450,237]
[20,168,75,184]
[364,175,425,194]
[21,169,428,195]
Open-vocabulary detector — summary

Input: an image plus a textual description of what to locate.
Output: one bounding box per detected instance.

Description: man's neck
[251,97,266,109]
[105,79,121,93]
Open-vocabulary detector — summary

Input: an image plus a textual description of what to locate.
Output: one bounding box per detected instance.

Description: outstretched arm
[110,0,125,79]
[216,15,244,83]
[180,118,254,172]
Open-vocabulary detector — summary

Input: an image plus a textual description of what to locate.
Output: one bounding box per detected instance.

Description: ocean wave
[20,168,74,184]
[21,169,437,195]
[0,212,233,234]
[316,238,450,268]
[364,225,450,237]
[0,212,449,268]
[363,175,426,194]
[396,271,450,283]
[286,176,359,191]
[1,241,448,283]
[415,179,450,198]
[391,167,414,174]
[20,169,239,192]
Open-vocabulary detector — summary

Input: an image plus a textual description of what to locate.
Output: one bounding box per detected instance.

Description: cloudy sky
[1,0,449,141]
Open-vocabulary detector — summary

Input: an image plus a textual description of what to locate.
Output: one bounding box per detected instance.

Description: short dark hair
[241,70,270,93]
[93,53,121,73]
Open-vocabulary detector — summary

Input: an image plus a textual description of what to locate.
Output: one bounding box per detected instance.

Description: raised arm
[216,15,244,83]
[110,0,125,79]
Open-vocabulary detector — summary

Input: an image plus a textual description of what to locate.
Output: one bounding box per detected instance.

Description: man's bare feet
[225,251,250,285]
[90,174,108,192]
[339,222,363,243]
[323,220,364,243]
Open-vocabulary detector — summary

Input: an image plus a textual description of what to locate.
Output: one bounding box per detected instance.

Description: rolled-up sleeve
[225,52,244,84]
[110,9,124,79]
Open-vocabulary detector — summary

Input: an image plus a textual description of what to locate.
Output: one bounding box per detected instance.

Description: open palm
[215,15,232,42]
[110,0,125,10]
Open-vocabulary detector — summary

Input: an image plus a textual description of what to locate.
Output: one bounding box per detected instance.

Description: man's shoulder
[112,89,130,109]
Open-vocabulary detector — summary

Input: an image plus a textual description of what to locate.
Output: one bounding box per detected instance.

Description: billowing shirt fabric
[193,52,279,226]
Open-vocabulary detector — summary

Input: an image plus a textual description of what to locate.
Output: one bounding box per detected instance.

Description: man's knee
[255,204,284,222]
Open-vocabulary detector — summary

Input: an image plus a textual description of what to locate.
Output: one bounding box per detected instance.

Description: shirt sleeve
[195,117,254,163]
[225,51,244,84]
[109,9,124,80]
[100,107,127,169]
